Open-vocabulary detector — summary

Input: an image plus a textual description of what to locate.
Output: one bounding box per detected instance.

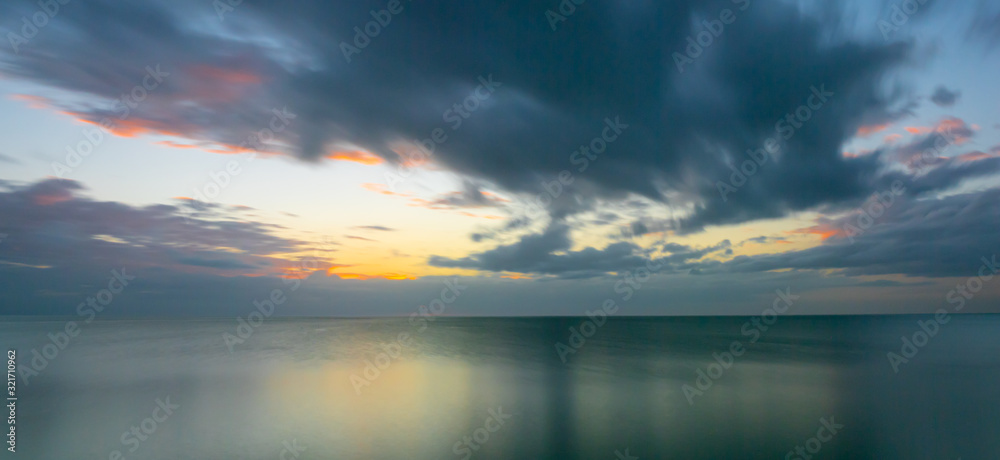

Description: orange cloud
[479,191,511,203]
[905,126,931,134]
[156,140,198,149]
[459,211,503,219]
[9,94,50,109]
[884,133,902,143]
[76,117,185,139]
[333,272,417,281]
[326,150,384,165]
[362,183,412,198]
[856,123,891,137]
[789,224,842,241]
[205,144,258,155]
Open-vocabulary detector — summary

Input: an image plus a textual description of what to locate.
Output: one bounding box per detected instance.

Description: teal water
[2,316,998,459]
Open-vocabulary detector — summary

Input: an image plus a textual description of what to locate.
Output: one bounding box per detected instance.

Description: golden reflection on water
[264,357,477,457]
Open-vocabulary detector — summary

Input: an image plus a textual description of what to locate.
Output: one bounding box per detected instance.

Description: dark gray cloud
[705,187,1000,278]
[430,223,651,277]
[0,0,948,232]
[430,224,729,278]
[930,86,961,107]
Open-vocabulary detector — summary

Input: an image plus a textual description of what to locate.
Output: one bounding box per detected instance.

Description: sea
[1,315,998,459]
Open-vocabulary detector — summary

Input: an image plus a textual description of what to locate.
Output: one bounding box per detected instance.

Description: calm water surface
[2,316,999,459]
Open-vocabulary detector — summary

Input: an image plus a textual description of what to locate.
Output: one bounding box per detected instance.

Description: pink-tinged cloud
[856,123,891,137]
[33,193,73,206]
[187,65,263,85]
[884,134,902,143]
[906,117,973,142]
[9,94,50,109]
[182,65,265,103]
[955,151,1000,163]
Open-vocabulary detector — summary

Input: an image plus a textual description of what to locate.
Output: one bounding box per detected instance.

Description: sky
[0,0,999,316]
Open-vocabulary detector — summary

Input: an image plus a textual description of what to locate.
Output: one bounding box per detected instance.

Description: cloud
[0,152,22,165]
[930,86,961,107]
[354,226,395,232]
[2,0,999,291]
[704,187,1000,278]
[345,235,375,242]
[0,178,334,277]
[326,150,384,165]
[430,223,651,278]
[430,223,730,278]
[0,0,950,235]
